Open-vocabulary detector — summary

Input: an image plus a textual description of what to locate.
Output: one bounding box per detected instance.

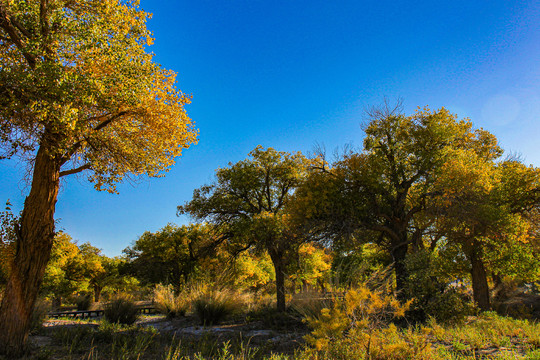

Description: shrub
[104,297,139,325]
[154,284,189,319]
[153,284,189,318]
[75,294,93,311]
[247,302,306,331]
[404,250,475,324]
[191,286,245,325]
[304,285,413,356]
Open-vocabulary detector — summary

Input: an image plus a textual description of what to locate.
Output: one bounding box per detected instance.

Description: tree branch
[8,13,32,39]
[0,2,36,69]
[40,0,49,37]
[40,0,52,59]
[94,111,129,131]
[59,163,91,177]
[370,224,400,243]
[60,111,131,165]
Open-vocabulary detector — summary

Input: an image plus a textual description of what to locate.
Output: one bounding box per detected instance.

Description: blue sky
[1,0,539,256]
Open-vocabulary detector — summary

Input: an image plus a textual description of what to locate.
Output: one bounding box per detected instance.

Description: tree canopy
[179,146,309,311]
[124,224,220,289]
[0,0,197,354]
[293,105,515,299]
[0,0,197,190]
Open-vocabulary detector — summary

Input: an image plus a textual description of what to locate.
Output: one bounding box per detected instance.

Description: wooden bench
[48,306,155,319]
[48,309,104,319]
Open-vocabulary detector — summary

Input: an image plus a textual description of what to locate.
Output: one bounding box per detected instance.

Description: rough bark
[469,246,490,311]
[0,142,60,356]
[93,285,102,303]
[391,242,409,298]
[269,250,286,312]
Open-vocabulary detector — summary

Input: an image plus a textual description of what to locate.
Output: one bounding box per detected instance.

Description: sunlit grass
[24,308,540,360]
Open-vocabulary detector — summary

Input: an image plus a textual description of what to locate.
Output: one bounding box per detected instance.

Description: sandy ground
[31,314,308,353]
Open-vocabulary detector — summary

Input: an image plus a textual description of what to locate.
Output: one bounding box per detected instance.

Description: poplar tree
[0,0,197,354]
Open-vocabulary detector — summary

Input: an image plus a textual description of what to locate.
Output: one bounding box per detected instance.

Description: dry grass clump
[103,296,139,325]
[190,284,249,325]
[153,284,190,318]
[288,290,333,319]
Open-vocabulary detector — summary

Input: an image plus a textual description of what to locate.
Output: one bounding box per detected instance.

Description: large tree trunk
[269,250,287,312]
[469,245,490,311]
[93,285,102,303]
[0,143,60,356]
[391,242,409,298]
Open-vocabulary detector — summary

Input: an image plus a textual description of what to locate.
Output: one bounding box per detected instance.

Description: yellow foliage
[305,285,412,354]
[0,0,198,192]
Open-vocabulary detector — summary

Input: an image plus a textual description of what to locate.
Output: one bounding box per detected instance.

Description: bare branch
[364,97,404,121]
[59,163,91,177]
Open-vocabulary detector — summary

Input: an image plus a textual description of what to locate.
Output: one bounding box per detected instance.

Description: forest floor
[25,312,309,359]
[18,311,540,359]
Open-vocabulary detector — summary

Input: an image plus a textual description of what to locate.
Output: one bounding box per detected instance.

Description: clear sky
[1,0,539,256]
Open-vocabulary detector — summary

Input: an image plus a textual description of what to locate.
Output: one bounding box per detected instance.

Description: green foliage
[75,294,93,311]
[179,146,311,311]
[294,104,504,297]
[404,250,475,324]
[103,297,139,325]
[232,251,275,290]
[41,232,136,306]
[293,103,540,312]
[431,149,540,309]
[41,232,86,305]
[125,224,216,289]
[0,201,17,287]
[330,243,391,289]
[289,243,333,293]
[98,258,142,301]
[153,284,189,318]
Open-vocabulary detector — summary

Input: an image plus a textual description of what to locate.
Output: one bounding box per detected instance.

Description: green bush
[404,250,475,324]
[103,297,139,325]
[75,294,93,311]
[153,284,189,318]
